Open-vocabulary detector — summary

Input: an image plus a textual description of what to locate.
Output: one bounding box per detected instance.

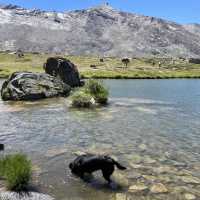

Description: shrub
[84,79,109,104]
[71,79,109,108]
[0,154,31,191]
[71,90,94,108]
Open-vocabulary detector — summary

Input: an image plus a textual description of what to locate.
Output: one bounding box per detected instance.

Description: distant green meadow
[0,52,200,79]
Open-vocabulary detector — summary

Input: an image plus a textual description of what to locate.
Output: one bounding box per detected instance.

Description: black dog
[69,154,126,183]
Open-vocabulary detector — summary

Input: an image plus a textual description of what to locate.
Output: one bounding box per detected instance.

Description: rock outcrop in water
[1,72,71,101]
[43,57,83,87]
[0,192,54,200]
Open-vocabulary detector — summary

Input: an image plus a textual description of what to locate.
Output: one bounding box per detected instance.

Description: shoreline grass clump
[71,79,109,108]
[0,154,31,191]
[71,90,94,108]
[84,79,109,104]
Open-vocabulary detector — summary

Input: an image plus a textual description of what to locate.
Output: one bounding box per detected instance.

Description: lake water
[0,79,200,200]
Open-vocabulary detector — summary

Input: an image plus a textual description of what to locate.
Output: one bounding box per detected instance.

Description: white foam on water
[111,97,171,107]
[0,106,26,113]
[135,106,157,115]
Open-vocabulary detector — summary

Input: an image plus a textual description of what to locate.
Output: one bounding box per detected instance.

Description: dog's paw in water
[69,154,126,183]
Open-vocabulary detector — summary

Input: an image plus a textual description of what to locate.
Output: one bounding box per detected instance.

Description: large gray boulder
[1,72,71,101]
[0,192,54,200]
[43,57,83,87]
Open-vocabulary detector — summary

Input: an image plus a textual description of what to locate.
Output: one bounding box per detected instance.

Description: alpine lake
[0,79,200,200]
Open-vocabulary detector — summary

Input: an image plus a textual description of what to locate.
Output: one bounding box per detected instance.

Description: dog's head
[69,162,80,174]
[69,162,74,170]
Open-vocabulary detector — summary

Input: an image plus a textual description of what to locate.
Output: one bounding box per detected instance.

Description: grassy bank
[0,154,31,191]
[0,52,200,79]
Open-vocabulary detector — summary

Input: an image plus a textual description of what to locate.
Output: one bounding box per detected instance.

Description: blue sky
[0,0,199,24]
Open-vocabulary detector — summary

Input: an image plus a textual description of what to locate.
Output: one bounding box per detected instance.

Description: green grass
[0,154,31,191]
[71,90,94,108]
[84,79,109,104]
[0,52,200,79]
[71,79,109,107]
[81,69,200,79]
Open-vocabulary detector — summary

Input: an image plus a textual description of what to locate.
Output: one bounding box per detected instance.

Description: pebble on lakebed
[115,193,127,200]
[180,176,200,184]
[184,193,196,200]
[150,183,168,194]
[128,184,149,193]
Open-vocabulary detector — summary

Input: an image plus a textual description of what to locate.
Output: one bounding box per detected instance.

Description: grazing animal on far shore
[0,144,4,151]
[69,154,126,183]
[121,58,130,68]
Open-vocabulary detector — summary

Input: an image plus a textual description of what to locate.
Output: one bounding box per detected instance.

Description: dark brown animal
[90,64,97,69]
[0,144,4,151]
[121,58,130,67]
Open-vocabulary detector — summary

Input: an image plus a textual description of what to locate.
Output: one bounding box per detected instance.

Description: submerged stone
[115,193,127,200]
[138,144,147,151]
[143,156,156,164]
[184,193,196,200]
[142,175,157,182]
[154,166,175,174]
[181,176,200,184]
[112,172,129,187]
[150,183,168,193]
[74,151,87,156]
[127,154,142,164]
[128,184,148,193]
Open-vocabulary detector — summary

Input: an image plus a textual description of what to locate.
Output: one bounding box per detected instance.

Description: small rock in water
[116,193,126,200]
[112,172,129,187]
[138,144,147,151]
[143,156,156,164]
[128,184,148,193]
[0,192,54,200]
[184,193,196,200]
[142,175,157,182]
[181,176,200,184]
[157,175,172,183]
[74,151,87,156]
[129,164,143,169]
[127,154,142,164]
[154,166,174,174]
[45,148,67,158]
[127,171,142,180]
[32,164,42,177]
[150,183,168,194]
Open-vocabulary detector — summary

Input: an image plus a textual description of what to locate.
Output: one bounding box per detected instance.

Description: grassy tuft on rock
[0,154,31,191]
[71,90,94,108]
[84,79,109,104]
[71,79,109,108]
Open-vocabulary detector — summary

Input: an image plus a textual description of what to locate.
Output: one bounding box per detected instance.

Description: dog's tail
[114,160,127,170]
[105,156,126,170]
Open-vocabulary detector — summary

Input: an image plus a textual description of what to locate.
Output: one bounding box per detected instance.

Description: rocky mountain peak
[0,4,200,57]
[0,4,22,10]
[92,3,115,11]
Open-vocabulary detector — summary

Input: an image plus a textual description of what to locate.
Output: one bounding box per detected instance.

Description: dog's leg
[102,166,114,183]
[79,172,84,179]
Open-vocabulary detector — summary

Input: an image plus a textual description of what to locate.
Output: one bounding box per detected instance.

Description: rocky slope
[0,4,200,57]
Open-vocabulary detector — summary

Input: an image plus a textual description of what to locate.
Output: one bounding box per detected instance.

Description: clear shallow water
[0,79,200,200]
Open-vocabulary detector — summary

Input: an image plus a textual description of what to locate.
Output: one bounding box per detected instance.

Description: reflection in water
[0,79,200,200]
